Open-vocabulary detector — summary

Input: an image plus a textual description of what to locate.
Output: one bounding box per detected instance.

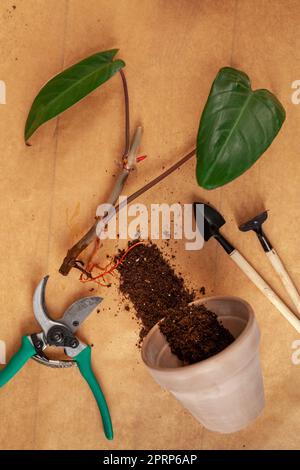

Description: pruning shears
[0,275,113,440]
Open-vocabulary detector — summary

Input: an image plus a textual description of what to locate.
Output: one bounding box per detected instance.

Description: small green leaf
[25,49,125,142]
[196,67,286,189]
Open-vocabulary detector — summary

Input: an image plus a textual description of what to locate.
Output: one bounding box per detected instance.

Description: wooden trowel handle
[230,249,300,333]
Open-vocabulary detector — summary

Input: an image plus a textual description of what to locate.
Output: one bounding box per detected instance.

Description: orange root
[80,241,143,287]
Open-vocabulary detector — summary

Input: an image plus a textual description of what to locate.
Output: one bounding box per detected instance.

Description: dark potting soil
[116,241,195,340]
[116,242,234,364]
[160,303,234,364]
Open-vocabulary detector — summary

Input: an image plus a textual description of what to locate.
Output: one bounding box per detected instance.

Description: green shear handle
[0,337,113,440]
[0,336,36,387]
[75,346,113,440]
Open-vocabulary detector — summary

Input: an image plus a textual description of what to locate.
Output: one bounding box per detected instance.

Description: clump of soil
[116,241,195,340]
[160,303,234,364]
[116,241,234,364]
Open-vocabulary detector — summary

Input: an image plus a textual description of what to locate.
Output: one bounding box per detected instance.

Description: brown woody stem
[120,69,130,158]
[58,147,196,276]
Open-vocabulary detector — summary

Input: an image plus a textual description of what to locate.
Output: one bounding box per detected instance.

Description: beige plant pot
[141,296,265,433]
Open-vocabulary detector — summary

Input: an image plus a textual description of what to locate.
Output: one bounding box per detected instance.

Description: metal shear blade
[32,275,102,363]
[33,275,102,335]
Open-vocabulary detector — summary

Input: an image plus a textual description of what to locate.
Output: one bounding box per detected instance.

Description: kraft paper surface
[0,0,299,450]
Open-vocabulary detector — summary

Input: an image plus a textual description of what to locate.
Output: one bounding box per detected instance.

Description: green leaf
[25,49,125,142]
[196,67,285,189]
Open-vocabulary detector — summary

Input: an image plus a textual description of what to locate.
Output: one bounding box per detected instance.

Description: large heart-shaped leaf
[25,49,125,142]
[196,67,285,189]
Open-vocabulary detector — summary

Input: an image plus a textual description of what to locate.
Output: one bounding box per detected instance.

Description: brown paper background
[0,0,300,450]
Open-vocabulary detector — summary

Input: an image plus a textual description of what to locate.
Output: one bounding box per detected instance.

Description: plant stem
[59,147,196,276]
[124,148,196,206]
[85,70,132,272]
[85,126,142,271]
[120,69,130,158]
[107,126,143,206]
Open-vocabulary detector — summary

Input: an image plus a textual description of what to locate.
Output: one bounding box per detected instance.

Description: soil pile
[116,242,194,340]
[160,303,234,364]
[117,242,234,364]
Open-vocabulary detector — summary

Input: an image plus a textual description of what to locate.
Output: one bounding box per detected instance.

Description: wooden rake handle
[230,249,300,333]
[266,249,300,314]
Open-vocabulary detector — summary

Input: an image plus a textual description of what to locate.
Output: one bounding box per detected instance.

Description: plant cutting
[25,51,286,281]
